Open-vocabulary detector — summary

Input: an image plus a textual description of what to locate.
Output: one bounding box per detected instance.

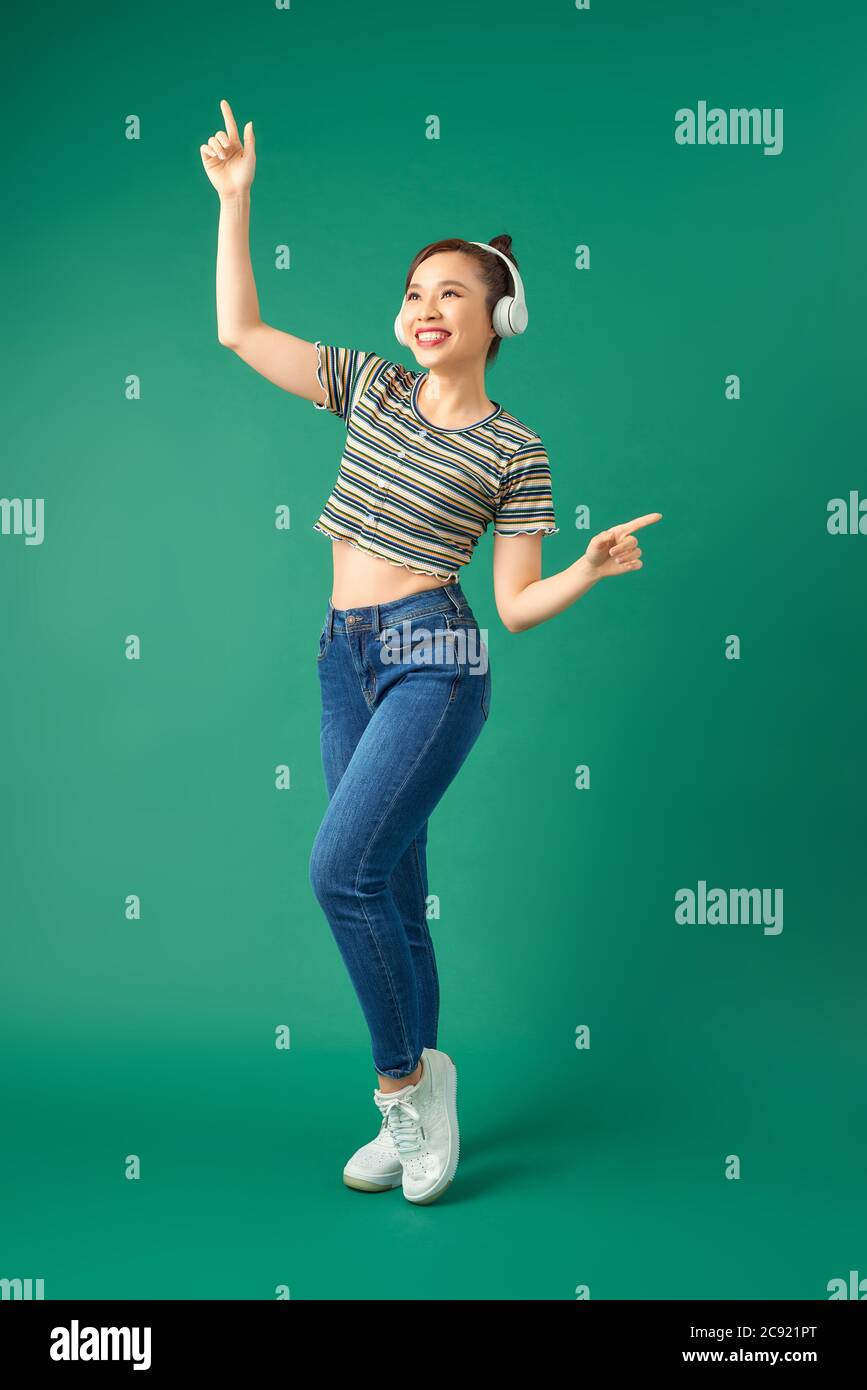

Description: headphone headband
[465,241,528,325]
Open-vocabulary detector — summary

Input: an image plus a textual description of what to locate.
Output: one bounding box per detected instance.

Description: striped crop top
[311,341,559,582]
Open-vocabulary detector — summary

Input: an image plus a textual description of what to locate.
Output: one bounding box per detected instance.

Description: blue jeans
[308,580,491,1078]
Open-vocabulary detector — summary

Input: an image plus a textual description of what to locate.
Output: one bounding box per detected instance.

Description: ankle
[378,1058,423,1092]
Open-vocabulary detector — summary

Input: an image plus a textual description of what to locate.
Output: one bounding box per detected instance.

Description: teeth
[417,332,449,341]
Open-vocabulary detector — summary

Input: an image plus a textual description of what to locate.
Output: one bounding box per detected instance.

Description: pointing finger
[613,513,663,540]
[221,99,240,144]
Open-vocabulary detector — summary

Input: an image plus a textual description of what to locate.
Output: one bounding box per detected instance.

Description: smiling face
[400,251,497,368]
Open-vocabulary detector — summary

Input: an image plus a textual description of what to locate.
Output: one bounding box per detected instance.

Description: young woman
[201,100,661,1206]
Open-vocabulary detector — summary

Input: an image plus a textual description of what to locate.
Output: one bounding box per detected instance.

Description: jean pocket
[379,613,458,667]
[316,620,328,661]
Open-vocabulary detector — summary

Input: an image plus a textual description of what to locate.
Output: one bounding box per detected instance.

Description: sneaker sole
[343,1172,402,1193]
[403,1051,460,1206]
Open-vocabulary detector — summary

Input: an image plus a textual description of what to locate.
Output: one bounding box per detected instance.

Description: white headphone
[394,240,528,347]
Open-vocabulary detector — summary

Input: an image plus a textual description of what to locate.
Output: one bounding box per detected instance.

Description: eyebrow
[407,279,472,290]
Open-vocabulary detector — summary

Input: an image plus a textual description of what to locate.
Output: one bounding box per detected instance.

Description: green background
[2,0,865,1300]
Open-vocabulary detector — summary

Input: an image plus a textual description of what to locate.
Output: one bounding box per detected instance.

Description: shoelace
[375,1092,425,1157]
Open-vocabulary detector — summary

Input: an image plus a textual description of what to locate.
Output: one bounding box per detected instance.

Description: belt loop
[327,601,334,639]
[444,584,462,616]
[371,601,380,638]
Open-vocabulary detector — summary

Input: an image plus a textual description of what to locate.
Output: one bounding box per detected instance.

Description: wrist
[573,552,602,586]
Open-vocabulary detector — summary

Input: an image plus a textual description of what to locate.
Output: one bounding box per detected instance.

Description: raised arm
[199,98,325,405]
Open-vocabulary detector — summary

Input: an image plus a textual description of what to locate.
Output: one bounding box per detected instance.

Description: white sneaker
[342,1092,404,1192]
[375,1048,460,1205]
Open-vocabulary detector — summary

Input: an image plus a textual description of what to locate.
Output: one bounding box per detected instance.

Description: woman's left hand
[583,512,663,579]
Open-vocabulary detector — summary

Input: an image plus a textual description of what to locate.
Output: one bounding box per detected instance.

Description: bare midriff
[328,538,453,608]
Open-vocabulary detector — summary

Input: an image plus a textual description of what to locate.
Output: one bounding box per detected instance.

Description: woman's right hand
[199,99,256,197]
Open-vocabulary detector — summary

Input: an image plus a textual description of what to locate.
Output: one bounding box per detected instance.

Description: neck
[418,368,493,430]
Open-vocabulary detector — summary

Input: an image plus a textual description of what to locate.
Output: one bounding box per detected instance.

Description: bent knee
[309,824,388,906]
[308,826,355,904]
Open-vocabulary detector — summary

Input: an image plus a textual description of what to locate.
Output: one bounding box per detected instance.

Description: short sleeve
[311,341,373,424]
[493,438,560,536]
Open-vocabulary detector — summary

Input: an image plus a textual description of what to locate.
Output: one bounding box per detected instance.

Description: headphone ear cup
[492,296,528,338]
[510,296,528,335]
[394,310,407,346]
[491,297,513,338]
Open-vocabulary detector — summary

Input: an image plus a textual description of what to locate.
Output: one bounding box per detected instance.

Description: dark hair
[402,234,519,367]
